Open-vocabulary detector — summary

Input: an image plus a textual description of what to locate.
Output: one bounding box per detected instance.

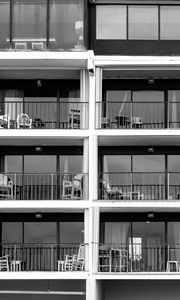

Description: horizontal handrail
[0,173,89,200]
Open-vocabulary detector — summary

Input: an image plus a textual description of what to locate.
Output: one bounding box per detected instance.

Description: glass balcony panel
[49,0,84,50]
[160,6,180,40]
[129,6,158,40]
[12,0,47,50]
[0,0,10,49]
[168,173,180,200]
[96,5,127,40]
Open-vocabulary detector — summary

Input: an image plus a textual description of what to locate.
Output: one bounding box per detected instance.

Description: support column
[84,208,89,272]
[83,137,89,200]
[86,278,103,300]
[95,67,103,129]
[89,134,98,202]
[92,206,100,273]
[80,69,89,129]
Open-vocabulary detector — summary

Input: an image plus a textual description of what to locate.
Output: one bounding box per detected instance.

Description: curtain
[105,222,130,247]
[171,222,180,261]
[4,90,23,120]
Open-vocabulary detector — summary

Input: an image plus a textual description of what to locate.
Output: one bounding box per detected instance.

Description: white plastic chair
[17,114,32,129]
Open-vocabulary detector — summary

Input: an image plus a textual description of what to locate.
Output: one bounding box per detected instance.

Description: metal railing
[98,243,180,272]
[1,243,88,271]
[96,101,180,129]
[0,173,88,200]
[0,101,89,129]
[99,172,180,201]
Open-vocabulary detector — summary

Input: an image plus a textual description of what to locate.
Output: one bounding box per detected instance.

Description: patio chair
[62,174,83,200]
[0,174,13,199]
[68,109,80,129]
[102,180,123,200]
[0,255,10,271]
[0,114,11,129]
[131,116,143,128]
[72,244,85,271]
[17,113,32,129]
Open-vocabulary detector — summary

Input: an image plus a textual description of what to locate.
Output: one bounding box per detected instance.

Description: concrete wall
[104,280,180,300]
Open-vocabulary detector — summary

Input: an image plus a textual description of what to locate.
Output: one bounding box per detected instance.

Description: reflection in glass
[60,222,84,243]
[96,5,127,40]
[133,155,165,172]
[161,6,180,40]
[60,155,83,174]
[24,222,56,243]
[24,156,56,173]
[129,6,158,40]
[2,222,23,243]
[0,1,10,49]
[12,0,47,50]
[49,0,84,50]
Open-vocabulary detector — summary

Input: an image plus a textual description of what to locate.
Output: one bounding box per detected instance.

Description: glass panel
[24,222,56,243]
[60,222,84,243]
[24,97,57,129]
[4,90,23,121]
[160,6,180,40]
[0,0,10,49]
[133,155,165,172]
[168,91,180,128]
[104,222,131,245]
[168,222,180,261]
[5,156,23,173]
[133,91,164,102]
[129,6,158,40]
[103,155,131,173]
[96,5,127,40]
[168,155,180,172]
[132,222,165,271]
[2,222,23,243]
[24,156,56,173]
[49,0,84,50]
[12,0,47,50]
[60,155,83,173]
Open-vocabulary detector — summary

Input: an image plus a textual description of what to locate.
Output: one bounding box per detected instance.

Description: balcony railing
[99,243,180,272]
[96,101,180,129]
[99,172,180,201]
[0,101,89,129]
[0,173,88,200]
[1,243,88,272]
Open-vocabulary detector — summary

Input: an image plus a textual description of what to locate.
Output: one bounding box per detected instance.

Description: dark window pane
[104,222,131,245]
[2,222,23,243]
[24,156,56,173]
[60,155,83,173]
[49,0,84,50]
[133,155,165,172]
[12,0,47,50]
[168,91,180,128]
[160,6,180,40]
[60,222,84,243]
[0,1,10,49]
[133,91,164,102]
[129,6,158,40]
[5,156,23,173]
[103,155,131,173]
[168,155,180,172]
[24,222,56,243]
[96,5,127,40]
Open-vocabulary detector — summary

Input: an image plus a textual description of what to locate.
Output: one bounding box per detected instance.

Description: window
[0,0,10,49]
[160,6,180,40]
[129,6,158,40]
[49,0,84,49]
[96,5,127,39]
[12,0,47,49]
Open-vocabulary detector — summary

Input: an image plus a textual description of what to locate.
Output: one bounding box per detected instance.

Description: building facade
[0,0,180,299]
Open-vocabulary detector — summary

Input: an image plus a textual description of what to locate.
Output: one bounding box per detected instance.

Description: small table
[57,260,65,271]
[10,260,22,271]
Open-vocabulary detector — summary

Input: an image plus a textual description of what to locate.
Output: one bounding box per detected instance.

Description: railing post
[167,173,170,200]
[50,244,54,271]
[14,173,16,200]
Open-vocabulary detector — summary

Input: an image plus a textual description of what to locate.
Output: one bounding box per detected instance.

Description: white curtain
[4,90,23,120]
[105,222,129,246]
[171,223,180,261]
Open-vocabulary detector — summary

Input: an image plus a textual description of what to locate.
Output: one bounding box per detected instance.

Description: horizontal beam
[0,290,85,295]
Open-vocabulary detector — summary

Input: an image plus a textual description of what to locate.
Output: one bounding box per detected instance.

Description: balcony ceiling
[98,131,180,146]
[0,51,91,79]
[96,56,180,79]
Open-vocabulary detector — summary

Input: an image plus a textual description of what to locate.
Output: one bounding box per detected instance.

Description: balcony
[0,243,88,272]
[0,173,88,200]
[98,243,180,273]
[96,101,180,130]
[0,101,89,129]
[99,172,180,201]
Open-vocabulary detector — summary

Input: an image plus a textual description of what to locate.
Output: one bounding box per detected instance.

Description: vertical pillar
[84,208,89,272]
[92,206,100,273]
[89,134,98,201]
[95,67,103,129]
[86,278,103,300]
[80,69,89,129]
[83,137,89,200]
